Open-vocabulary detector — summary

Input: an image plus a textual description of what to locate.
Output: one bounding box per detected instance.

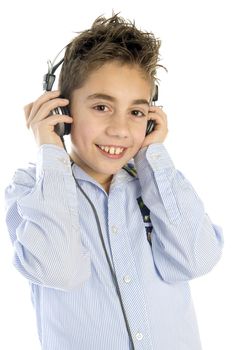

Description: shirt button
[58,157,69,166]
[136,332,143,341]
[111,225,118,234]
[123,275,131,283]
[150,153,161,160]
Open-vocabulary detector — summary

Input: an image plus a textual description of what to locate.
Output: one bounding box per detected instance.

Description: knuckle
[24,103,33,117]
[24,103,31,111]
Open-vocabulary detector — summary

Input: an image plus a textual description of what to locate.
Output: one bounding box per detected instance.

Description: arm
[5,144,91,291]
[134,143,223,283]
[134,106,223,282]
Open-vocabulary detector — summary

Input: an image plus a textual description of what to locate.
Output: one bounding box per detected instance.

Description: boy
[5,13,223,350]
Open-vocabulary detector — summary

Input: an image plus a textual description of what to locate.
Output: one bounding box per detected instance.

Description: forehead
[80,61,152,98]
[87,60,149,80]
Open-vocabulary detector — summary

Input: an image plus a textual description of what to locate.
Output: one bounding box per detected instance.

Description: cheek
[71,117,100,147]
[133,125,147,145]
[71,120,89,145]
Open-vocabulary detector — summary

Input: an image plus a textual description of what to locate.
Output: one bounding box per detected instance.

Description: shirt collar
[71,161,136,190]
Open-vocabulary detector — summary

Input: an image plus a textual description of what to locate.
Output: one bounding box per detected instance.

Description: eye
[131,110,146,118]
[93,104,109,112]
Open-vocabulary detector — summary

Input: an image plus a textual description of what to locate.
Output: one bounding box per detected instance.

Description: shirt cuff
[36,144,72,180]
[134,143,175,173]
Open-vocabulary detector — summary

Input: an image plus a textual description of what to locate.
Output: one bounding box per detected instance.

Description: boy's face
[69,61,152,188]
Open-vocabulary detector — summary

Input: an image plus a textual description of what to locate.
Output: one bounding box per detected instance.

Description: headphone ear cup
[64,121,71,135]
[53,106,71,136]
[153,85,158,102]
[61,106,71,135]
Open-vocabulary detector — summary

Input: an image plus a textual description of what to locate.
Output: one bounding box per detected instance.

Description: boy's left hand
[141,106,168,149]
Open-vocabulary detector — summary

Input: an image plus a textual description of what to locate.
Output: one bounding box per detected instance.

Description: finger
[30,115,73,135]
[148,117,168,136]
[29,90,61,121]
[35,115,73,128]
[149,106,167,118]
[27,98,69,128]
[24,103,33,126]
[148,111,167,125]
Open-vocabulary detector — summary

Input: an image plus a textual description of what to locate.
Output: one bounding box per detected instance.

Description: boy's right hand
[24,90,73,148]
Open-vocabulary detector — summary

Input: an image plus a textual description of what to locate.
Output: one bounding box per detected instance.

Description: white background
[0,0,232,349]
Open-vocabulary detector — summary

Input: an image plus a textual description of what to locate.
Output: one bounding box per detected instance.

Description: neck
[100,177,113,193]
[69,153,113,193]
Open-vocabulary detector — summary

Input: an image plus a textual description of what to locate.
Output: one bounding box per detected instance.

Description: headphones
[43,55,158,137]
[43,58,71,137]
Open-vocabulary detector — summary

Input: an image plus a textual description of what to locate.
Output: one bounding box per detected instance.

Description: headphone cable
[72,170,135,349]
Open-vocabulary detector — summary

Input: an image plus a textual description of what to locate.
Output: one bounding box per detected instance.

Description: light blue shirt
[5,143,223,350]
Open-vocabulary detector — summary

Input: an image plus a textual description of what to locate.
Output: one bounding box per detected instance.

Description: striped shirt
[4,143,224,350]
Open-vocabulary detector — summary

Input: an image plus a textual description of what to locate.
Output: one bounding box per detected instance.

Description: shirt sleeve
[4,144,91,291]
[134,143,224,283]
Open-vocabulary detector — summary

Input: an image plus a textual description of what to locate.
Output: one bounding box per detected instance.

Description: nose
[106,114,129,139]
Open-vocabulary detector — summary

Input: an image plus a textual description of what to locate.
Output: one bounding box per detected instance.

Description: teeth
[115,148,122,155]
[109,147,115,155]
[98,145,124,155]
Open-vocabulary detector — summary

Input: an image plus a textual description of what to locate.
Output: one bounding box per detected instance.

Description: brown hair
[59,12,166,100]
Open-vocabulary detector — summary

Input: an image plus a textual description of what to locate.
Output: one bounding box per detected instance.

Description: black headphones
[43,55,158,137]
[43,57,71,136]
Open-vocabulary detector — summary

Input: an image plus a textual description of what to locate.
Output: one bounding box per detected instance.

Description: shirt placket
[108,187,153,349]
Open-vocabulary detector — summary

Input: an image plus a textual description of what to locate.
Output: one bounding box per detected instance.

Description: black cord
[72,170,135,349]
[51,58,64,74]
[61,135,67,152]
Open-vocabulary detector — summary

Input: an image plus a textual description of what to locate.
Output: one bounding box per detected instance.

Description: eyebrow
[86,93,150,107]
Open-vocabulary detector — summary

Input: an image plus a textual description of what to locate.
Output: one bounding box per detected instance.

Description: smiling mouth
[96,144,126,155]
[96,144,126,159]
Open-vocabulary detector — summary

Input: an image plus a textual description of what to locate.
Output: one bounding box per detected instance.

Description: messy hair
[59,12,166,100]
